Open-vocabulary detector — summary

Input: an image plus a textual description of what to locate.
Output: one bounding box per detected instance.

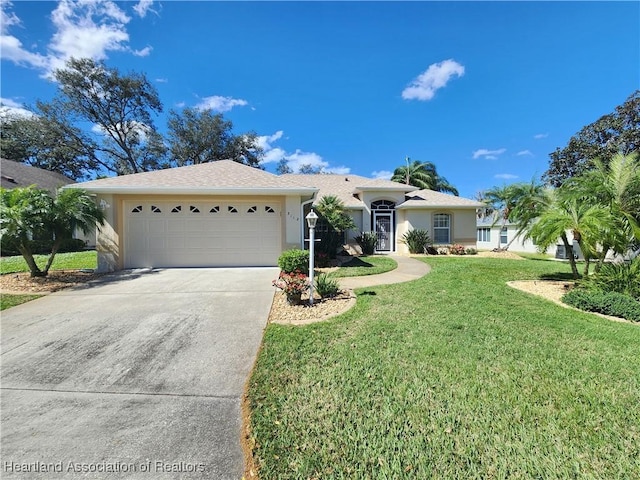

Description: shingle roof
[1,158,73,193]
[69,160,317,195]
[397,189,484,209]
[282,174,417,208]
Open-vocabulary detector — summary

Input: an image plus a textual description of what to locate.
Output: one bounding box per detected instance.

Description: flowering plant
[272,270,310,296]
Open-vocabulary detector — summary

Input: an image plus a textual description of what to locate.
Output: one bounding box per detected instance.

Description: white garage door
[124,200,282,268]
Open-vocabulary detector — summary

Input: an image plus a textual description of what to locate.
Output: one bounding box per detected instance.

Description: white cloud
[155,78,168,83]
[195,95,248,112]
[372,170,393,180]
[534,133,548,139]
[0,97,33,118]
[402,59,465,101]
[1,1,153,76]
[256,130,349,174]
[472,148,506,159]
[517,150,534,157]
[494,174,519,180]
[133,0,155,18]
[132,46,152,57]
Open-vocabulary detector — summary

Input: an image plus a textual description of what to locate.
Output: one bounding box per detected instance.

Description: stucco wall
[95,194,120,272]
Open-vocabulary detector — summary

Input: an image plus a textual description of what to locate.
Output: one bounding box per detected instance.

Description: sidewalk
[338,255,431,290]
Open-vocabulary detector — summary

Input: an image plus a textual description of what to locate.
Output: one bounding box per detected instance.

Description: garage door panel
[124,200,282,268]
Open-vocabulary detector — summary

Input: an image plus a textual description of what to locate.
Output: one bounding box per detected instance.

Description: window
[265,206,275,213]
[209,206,220,213]
[189,206,200,213]
[131,205,143,213]
[477,227,491,242]
[247,206,257,213]
[433,213,450,244]
[171,205,182,213]
[151,205,162,213]
[500,227,508,244]
[371,200,395,210]
[228,206,238,213]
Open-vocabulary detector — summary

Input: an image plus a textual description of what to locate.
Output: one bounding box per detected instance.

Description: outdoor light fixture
[305,209,318,305]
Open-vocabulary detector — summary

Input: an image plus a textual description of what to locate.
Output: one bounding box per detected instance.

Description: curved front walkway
[338,254,431,290]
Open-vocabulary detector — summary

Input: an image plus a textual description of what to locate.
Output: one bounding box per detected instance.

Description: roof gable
[397,189,484,209]
[282,173,416,208]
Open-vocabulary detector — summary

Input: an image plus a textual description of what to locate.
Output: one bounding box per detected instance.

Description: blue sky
[1,1,638,199]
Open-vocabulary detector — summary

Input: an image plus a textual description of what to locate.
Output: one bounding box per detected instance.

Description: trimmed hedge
[562,288,640,322]
[278,249,309,274]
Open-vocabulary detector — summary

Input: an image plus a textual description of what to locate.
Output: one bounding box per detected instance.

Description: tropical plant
[314,196,356,258]
[355,231,378,255]
[277,249,309,274]
[314,273,341,298]
[272,271,309,304]
[583,257,640,300]
[401,229,432,254]
[391,158,459,195]
[0,186,104,277]
[449,244,466,255]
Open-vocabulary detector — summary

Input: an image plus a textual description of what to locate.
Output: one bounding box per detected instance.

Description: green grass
[1,293,43,310]
[248,257,640,479]
[0,250,97,275]
[332,255,397,277]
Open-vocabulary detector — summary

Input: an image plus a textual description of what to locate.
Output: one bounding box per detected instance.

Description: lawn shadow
[341,257,374,269]
[539,272,579,281]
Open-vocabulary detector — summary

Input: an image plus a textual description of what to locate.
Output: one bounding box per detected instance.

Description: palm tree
[314,195,356,258]
[0,186,105,277]
[527,188,613,278]
[567,153,640,271]
[480,184,519,250]
[391,157,459,195]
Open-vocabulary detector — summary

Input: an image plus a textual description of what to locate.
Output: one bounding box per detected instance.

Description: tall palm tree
[0,186,105,277]
[391,158,459,195]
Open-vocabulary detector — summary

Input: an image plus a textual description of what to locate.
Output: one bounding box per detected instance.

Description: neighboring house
[69,161,483,272]
[476,214,584,259]
[1,158,96,248]
[1,158,74,193]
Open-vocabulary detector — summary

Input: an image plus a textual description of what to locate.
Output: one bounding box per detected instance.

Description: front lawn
[248,257,640,479]
[0,250,97,275]
[331,255,397,277]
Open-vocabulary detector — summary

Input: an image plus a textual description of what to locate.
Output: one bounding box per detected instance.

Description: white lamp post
[305,209,318,305]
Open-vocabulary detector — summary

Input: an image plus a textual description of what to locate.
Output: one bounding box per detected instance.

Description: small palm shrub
[465,247,478,255]
[562,288,640,322]
[355,232,378,255]
[401,229,432,254]
[315,273,340,298]
[278,249,309,274]
[449,244,466,255]
[585,257,640,300]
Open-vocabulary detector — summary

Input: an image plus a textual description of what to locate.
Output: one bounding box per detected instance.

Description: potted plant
[272,270,310,305]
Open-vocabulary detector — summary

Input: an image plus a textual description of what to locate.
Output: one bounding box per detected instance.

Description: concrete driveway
[1,267,278,479]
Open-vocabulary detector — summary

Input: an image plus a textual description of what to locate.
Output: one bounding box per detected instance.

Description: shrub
[314,273,341,298]
[562,288,640,322]
[437,247,449,255]
[355,232,378,255]
[401,229,432,254]
[315,251,331,268]
[278,249,309,274]
[585,257,640,300]
[465,247,478,255]
[449,244,466,255]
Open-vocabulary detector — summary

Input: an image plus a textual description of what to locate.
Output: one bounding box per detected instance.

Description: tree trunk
[583,256,591,277]
[594,245,610,274]
[561,233,580,279]
[42,239,62,275]
[18,244,45,277]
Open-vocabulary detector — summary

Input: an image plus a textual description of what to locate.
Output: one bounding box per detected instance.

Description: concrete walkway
[338,255,431,290]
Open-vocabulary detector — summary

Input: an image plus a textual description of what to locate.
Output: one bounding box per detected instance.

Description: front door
[374,213,392,252]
